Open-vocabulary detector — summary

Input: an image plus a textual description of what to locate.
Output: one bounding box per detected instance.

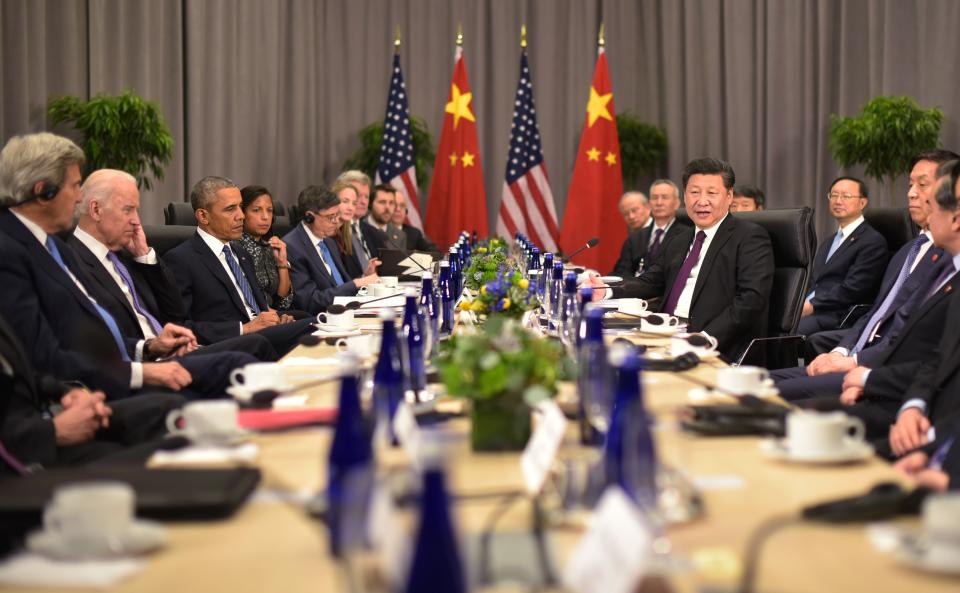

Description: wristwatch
[278,261,291,269]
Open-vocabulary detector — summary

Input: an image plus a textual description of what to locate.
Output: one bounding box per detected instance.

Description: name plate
[562,486,653,593]
[521,400,568,495]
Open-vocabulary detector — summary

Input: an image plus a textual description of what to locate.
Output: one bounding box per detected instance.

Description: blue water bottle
[577,305,610,446]
[402,289,427,400]
[403,464,465,593]
[373,310,404,447]
[438,261,454,337]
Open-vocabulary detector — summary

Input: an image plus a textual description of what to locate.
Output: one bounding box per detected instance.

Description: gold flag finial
[521,24,527,48]
[456,23,463,46]
[394,25,401,50]
[598,23,605,47]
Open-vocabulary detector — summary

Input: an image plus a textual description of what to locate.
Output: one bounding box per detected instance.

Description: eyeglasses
[826,192,862,201]
[318,212,340,223]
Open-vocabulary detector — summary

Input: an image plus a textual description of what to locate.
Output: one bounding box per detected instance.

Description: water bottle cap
[337,352,360,375]
[439,260,450,268]
[579,286,594,298]
[532,247,540,254]
[405,288,418,298]
[608,342,641,370]
[421,271,433,280]
[378,308,397,320]
[563,271,577,292]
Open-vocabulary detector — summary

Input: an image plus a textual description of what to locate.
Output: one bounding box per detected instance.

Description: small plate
[600,275,624,284]
[182,426,252,446]
[652,349,720,361]
[640,323,682,336]
[894,533,960,575]
[687,386,780,403]
[27,520,168,560]
[226,384,291,403]
[312,324,362,338]
[758,438,873,464]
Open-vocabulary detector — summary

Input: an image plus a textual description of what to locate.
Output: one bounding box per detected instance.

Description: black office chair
[732,207,817,369]
[271,215,292,239]
[272,202,287,217]
[863,207,918,256]
[287,204,301,226]
[143,224,195,257]
[163,202,197,226]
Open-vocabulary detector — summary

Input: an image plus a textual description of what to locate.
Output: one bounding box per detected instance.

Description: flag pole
[520,24,527,49]
[598,22,605,47]
[456,23,463,46]
[394,25,401,52]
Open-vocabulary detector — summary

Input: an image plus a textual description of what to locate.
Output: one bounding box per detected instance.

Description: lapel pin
[946,285,954,294]
[932,253,941,262]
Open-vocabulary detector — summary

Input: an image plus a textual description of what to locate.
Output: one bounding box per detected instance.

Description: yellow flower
[519,279,529,289]
[471,301,485,312]
[502,298,511,310]
[458,300,472,311]
[480,286,487,295]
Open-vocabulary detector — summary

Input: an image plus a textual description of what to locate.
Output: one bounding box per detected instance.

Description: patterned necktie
[221,245,261,316]
[106,251,164,335]
[46,237,130,361]
[352,226,370,268]
[0,438,28,475]
[353,221,372,259]
[663,230,707,315]
[851,234,928,354]
[318,240,346,285]
[648,228,665,261]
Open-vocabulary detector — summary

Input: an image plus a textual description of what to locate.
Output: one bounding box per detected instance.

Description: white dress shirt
[673,214,728,319]
[195,227,257,323]
[647,218,675,248]
[11,210,143,387]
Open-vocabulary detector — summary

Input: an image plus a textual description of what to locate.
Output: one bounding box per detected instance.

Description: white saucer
[758,438,874,464]
[652,349,720,361]
[640,323,682,336]
[312,324,362,338]
[893,533,960,575]
[687,386,779,403]
[27,520,168,560]
[227,384,291,403]
[180,426,251,446]
[600,275,623,284]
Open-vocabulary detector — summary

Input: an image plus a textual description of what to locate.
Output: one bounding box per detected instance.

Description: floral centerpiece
[458,270,539,320]
[437,316,572,451]
[462,237,511,291]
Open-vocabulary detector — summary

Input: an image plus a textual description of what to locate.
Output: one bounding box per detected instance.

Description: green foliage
[437,316,571,405]
[342,116,436,189]
[47,90,173,190]
[616,112,668,187]
[828,96,943,186]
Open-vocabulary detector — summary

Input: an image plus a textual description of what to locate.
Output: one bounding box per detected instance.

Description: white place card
[368,481,410,586]
[521,400,568,495]
[562,486,653,593]
[392,402,421,467]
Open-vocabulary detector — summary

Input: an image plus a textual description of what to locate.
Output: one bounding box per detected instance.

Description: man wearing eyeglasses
[284,185,379,313]
[797,177,888,335]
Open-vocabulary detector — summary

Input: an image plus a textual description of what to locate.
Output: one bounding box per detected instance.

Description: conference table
[5,327,958,593]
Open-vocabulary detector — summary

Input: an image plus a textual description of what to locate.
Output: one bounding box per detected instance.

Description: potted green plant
[829,95,943,195]
[47,90,173,190]
[342,116,436,188]
[616,112,668,189]
[437,316,569,451]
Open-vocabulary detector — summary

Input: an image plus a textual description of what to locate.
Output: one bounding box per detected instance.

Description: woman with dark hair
[238,185,294,309]
[330,180,379,279]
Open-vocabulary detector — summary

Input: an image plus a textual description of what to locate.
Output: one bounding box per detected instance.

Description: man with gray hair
[610,180,683,277]
[163,176,314,356]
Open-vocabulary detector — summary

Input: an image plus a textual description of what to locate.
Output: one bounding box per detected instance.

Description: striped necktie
[221,245,261,316]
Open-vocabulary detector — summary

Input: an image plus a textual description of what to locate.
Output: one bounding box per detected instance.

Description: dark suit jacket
[0,210,133,396]
[806,220,889,326]
[67,235,187,341]
[402,224,439,253]
[358,219,390,257]
[610,220,682,277]
[284,224,359,313]
[163,231,267,344]
[334,237,364,279]
[613,215,774,360]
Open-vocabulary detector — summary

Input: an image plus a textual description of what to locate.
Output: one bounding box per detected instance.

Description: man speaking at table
[593,158,774,360]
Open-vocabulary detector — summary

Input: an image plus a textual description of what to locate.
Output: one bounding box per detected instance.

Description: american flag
[496,50,559,252]
[375,52,423,230]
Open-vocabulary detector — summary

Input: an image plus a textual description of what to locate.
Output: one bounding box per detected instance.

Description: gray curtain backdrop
[2,0,959,237]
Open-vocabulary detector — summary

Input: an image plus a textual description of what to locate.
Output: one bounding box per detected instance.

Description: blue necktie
[319,240,346,285]
[45,237,130,361]
[808,230,846,300]
[930,435,956,470]
[221,245,261,316]
[106,252,164,335]
[851,234,928,354]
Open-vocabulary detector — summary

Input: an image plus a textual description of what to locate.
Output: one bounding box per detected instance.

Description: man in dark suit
[772,152,960,401]
[163,177,314,356]
[68,169,278,361]
[0,136,255,400]
[0,312,183,474]
[284,185,380,313]
[610,180,683,278]
[895,419,960,492]
[367,184,406,248]
[392,190,438,252]
[593,158,775,360]
[797,176,889,334]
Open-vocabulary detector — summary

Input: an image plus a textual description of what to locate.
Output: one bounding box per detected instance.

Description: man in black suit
[367,184,406,248]
[0,136,255,400]
[336,170,390,268]
[68,169,278,361]
[895,419,960,492]
[797,177,889,335]
[392,190,438,252]
[163,177,314,355]
[593,158,775,360]
[0,313,183,474]
[284,186,380,313]
[610,180,683,278]
[772,152,960,402]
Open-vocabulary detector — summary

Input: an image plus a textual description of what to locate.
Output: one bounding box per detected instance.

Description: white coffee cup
[640,312,679,332]
[316,308,355,328]
[43,481,135,541]
[229,362,289,391]
[166,400,240,441]
[670,332,719,357]
[716,365,774,395]
[380,276,399,288]
[785,410,865,457]
[370,284,398,297]
[618,298,648,316]
[336,334,381,357]
[923,493,960,542]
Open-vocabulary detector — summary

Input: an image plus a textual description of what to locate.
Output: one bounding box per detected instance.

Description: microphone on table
[246,374,343,409]
[561,238,600,264]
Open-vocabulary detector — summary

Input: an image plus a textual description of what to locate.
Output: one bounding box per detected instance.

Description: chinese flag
[425,46,488,250]
[560,47,624,272]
